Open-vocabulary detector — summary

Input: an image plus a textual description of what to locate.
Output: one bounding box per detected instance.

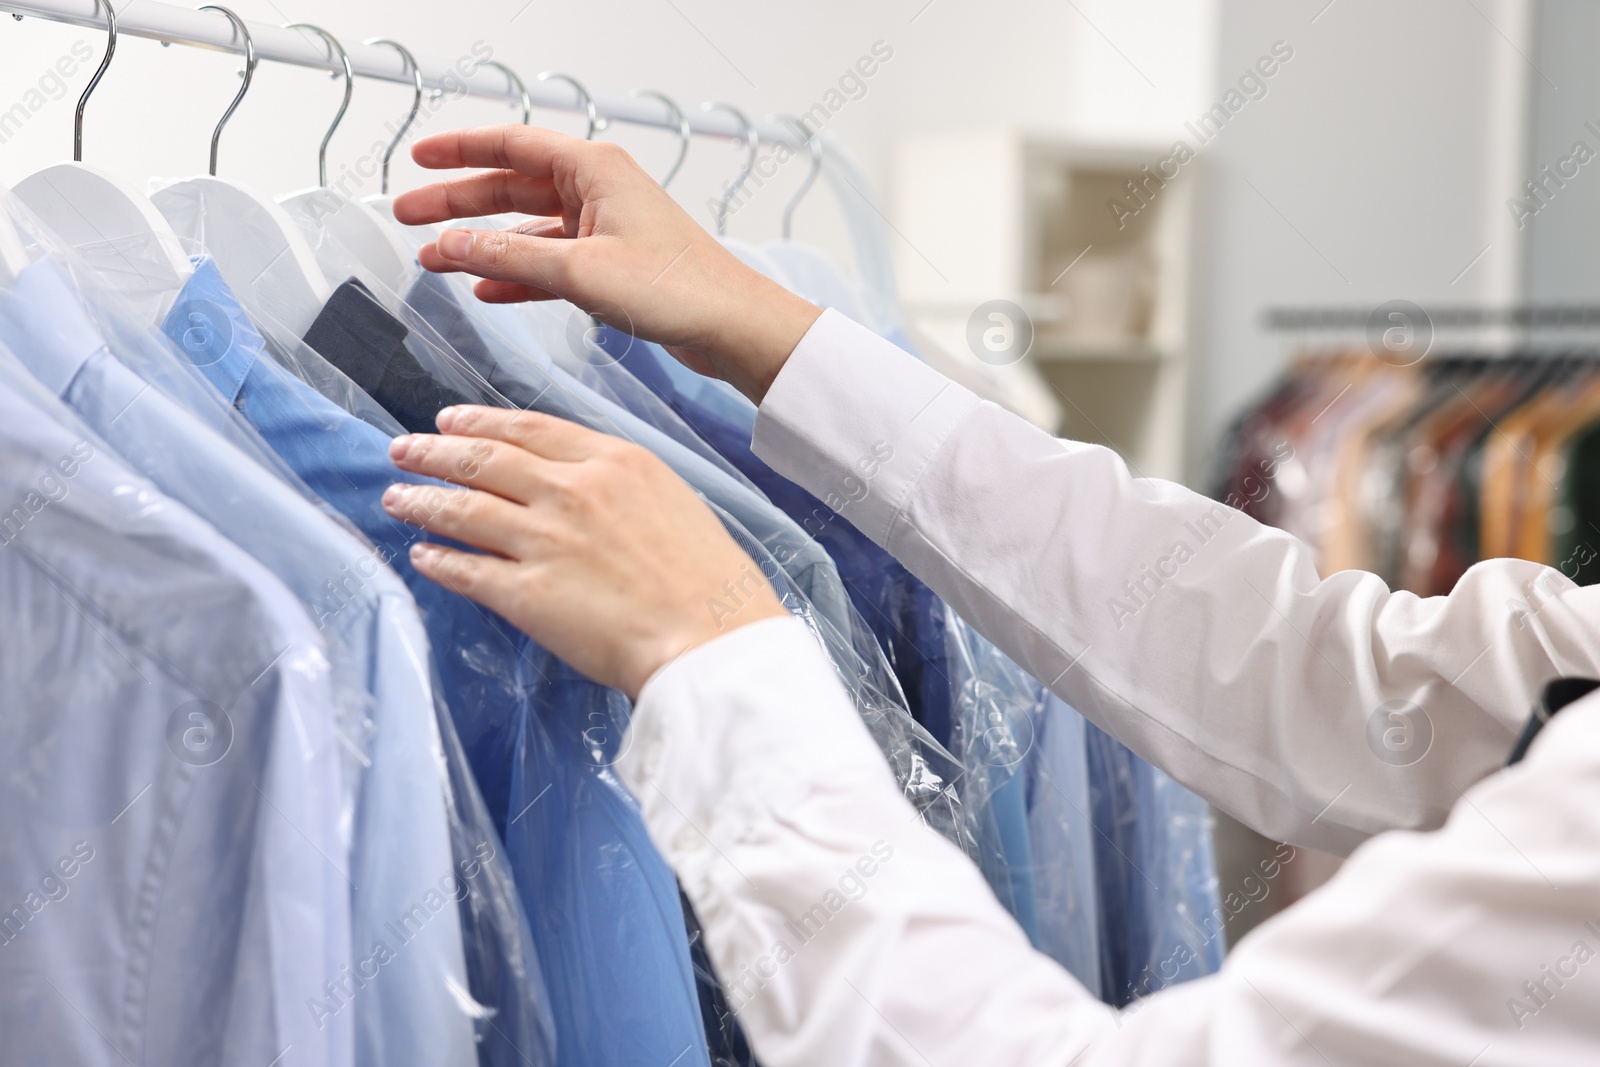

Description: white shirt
[616,309,1600,1067]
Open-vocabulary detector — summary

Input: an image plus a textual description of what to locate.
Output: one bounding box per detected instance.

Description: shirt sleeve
[750,308,1600,854]
[615,616,1121,1067]
[618,616,1600,1067]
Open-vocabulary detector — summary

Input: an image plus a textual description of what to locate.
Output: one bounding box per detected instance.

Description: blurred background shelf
[892,131,1195,481]
[1031,337,1171,362]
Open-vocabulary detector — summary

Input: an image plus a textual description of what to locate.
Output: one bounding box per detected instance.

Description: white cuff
[616,615,899,894]
[753,308,983,549]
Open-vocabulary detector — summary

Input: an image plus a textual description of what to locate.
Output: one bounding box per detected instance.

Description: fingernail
[436,407,460,432]
[390,434,415,461]
[438,230,476,260]
[382,483,408,507]
[411,543,441,566]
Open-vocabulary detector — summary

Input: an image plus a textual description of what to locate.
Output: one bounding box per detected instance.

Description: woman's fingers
[404,122,817,407]
[414,228,576,299]
[415,215,574,281]
[383,482,535,559]
[388,432,555,503]
[393,170,563,226]
[409,125,573,176]
[473,279,562,303]
[408,542,529,617]
[508,216,574,240]
[433,406,611,463]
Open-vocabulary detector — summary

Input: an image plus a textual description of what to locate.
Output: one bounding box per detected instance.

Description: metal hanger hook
[198,5,256,177]
[364,37,422,195]
[701,101,756,237]
[74,0,117,162]
[769,113,822,241]
[629,89,690,189]
[284,24,351,188]
[480,60,530,125]
[537,72,605,139]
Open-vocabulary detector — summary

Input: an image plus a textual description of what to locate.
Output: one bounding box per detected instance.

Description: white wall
[1524,0,1600,304]
[1189,0,1535,484]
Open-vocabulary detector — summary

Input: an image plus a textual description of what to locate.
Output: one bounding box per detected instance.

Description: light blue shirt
[0,368,349,1067]
[0,257,476,1067]
[160,259,689,1067]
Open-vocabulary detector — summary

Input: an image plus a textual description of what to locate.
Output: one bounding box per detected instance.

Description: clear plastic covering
[816,136,905,336]
[137,187,997,1064]
[1084,722,1226,1006]
[294,207,980,852]
[0,188,552,1066]
[942,616,1047,940]
[0,340,351,1067]
[1023,691,1105,1000]
[6,165,1235,1067]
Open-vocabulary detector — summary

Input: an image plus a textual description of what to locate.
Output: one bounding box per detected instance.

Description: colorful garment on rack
[1213,353,1600,594]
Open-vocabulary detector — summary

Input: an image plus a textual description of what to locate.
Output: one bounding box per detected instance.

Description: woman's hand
[392,125,822,404]
[382,404,788,699]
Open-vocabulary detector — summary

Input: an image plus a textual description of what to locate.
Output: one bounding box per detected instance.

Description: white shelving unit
[891,131,1196,481]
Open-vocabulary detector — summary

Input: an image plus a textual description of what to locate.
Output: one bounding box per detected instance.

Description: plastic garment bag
[0,195,549,1066]
[0,347,349,1067]
[577,330,1101,976]
[1084,723,1226,1006]
[159,262,627,1067]
[816,138,905,337]
[942,616,1044,943]
[153,195,728,1067]
[347,263,985,1067]
[305,273,971,1065]
[0,258,478,1067]
[287,212,977,853]
[1023,692,1104,1000]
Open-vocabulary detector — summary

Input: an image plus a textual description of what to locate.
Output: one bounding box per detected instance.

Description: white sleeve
[618,617,1600,1067]
[617,617,1117,1067]
[750,309,1600,853]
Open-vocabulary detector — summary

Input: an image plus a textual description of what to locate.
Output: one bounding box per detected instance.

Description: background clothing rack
[1263,305,1600,331]
[0,0,808,146]
[1262,304,1600,358]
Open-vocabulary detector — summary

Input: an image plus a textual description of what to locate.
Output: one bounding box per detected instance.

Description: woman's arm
[751,310,1600,851]
[393,124,1600,853]
[381,404,1600,1067]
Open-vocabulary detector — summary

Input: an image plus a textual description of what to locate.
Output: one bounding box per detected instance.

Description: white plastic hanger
[12,0,192,323]
[149,6,332,337]
[274,24,417,295]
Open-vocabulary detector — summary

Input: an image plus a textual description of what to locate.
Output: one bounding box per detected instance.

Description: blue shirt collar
[160,256,268,405]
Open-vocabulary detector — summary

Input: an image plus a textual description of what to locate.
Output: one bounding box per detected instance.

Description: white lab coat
[616,309,1600,1066]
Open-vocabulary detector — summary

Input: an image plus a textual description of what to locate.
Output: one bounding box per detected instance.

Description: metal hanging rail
[0,0,806,146]
[1264,306,1600,331]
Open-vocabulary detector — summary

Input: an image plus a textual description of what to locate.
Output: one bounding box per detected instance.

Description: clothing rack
[0,0,807,146]
[1264,305,1600,331]
[1261,304,1600,359]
